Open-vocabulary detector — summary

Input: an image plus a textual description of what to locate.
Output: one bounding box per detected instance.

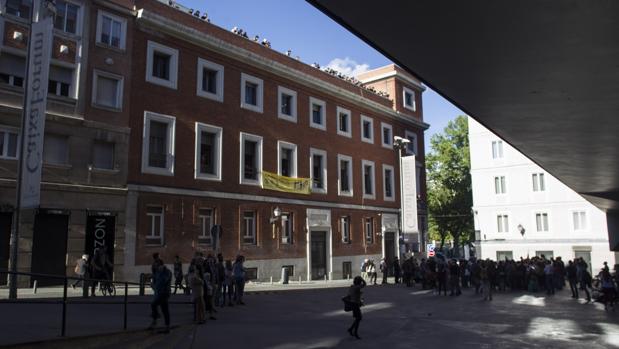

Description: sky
[181,0,465,153]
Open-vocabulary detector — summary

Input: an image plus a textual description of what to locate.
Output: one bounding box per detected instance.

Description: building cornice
[479,238,609,244]
[92,0,138,16]
[359,71,426,92]
[135,9,429,131]
[129,184,401,213]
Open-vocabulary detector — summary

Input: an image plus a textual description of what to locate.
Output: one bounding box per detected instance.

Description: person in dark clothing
[380,258,389,284]
[346,276,366,339]
[173,255,184,294]
[449,259,461,296]
[393,258,401,284]
[149,259,172,333]
[437,262,448,296]
[566,260,579,299]
[581,267,593,302]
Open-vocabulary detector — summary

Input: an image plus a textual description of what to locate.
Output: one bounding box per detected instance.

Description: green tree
[426,115,474,257]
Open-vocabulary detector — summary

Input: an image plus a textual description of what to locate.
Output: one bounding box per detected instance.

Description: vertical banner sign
[85,215,116,269]
[401,156,418,239]
[19,16,53,208]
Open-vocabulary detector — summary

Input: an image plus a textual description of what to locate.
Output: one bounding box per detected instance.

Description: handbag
[342,295,352,312]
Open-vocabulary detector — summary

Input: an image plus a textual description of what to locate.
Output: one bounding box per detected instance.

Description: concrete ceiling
[308,0,619,213]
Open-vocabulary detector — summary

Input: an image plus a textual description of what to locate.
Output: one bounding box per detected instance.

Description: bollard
[270,276,273,285]
[298,276,301,284]
[348,274,351,280]
[32,280,37,294]
[324,275,327,283]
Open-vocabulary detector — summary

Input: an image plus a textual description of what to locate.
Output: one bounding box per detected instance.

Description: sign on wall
[85,215,116,269]
[401,155,418,237]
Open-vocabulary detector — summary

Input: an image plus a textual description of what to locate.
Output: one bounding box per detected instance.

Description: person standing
[437,262,448,296]
[149,259,172,333]
[346,276,366,339]
[449,259,461,296]
[566,260,579,299]
[223,260,234,306]
[481,261,492,301]
[367,261,377,285]
[188,265,205,324]
[393,258,402,284]
[232,255,246,305]
[380,258,389,285]
[215,253,225,307]
[544,261,555,295]
[600,269,616,310]
[173,255,184,295]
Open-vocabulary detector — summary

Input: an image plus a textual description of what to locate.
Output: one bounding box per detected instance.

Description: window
[496,251,513,261]
[494,176,506,194]
[336,106,351,137]
[146,41,179,89]
[0,73,23,87]
[198,208,214,245]
[277,86,297,122]
[362,160,376,199]
[49,65,73,98]
[337,154,353,196]
[381,123,393,149]
[403,86,416,111]
[383,164,395,201]
[146,206,164,245]
[54,0,80,34]
[282,265,294,277]
[536,213,549,232]
[309,97,326,130]
[196,58,224,102]
[240,73,263,113]
[404,130,418,155]
[365,217,374,243]
[360,115,374,143]
[310,148,327,193]
[96,11,126,49]
[341,216,351,243]
[342,262,352,279]
[92,70,123,110]
[43,134,68,165]
[573,211,587,231]
[92,141,114,170]
[532,173,546,192]
[48,80,70,97]
[240,132,263,185]
[281,212,293,244]
[497,214,509,233]
[195,123,222,181]
[242,211,256,244]
[0,128,18,160]
[492,140,504,159]
[0,54,25,88]
[278,141,297,178]
[5,0,31,19]
[142,111,176,176]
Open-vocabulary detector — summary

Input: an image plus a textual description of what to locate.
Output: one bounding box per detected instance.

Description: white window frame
[146,41,179,90]
[198,208,214,245]
[310,147,327,194]
[381,122,393,149]
[492,140,504,159]
[402,86,417,111]
[404,130,418,155]
[572,210,588,232]
[240,73,264,113]
[496,214,509,233]
[91,69,124,111]
[360,115,374,144]
[337,154,353,197]
[96,10,127,50]
[142,111,176,176]
[336,106,352,138]
[277,141,298,178]
[0,126,19,160]
[54,0,82,35]
[340,216,351,243]
[146,206,164,245]
[239,132,263,186]
[194,122,222,181]
[309,97,326,130]
[494,175,507,195]
[383,164,395,201]
[281,212,293,244]
[277,86,297,122]
[365,217,374,243]
[362,159,376,199]
[532,173,546,192]
[535,212,550,232]
[242,210,257,245]
[196,58,224,102]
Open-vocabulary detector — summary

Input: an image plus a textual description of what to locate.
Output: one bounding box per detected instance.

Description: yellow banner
[262,171,311,195]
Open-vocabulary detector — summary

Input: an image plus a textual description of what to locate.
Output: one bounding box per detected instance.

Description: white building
[468,117,615,272]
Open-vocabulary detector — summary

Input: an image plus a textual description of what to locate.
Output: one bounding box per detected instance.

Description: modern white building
[469,117,615,272]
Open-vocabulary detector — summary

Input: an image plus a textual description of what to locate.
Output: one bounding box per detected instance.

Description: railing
[0,270,193,338]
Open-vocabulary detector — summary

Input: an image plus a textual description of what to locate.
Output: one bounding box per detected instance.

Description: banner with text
[262,171,311,195]
[401,155,418,238]
[19,17,53,208]
[85,214,116,269]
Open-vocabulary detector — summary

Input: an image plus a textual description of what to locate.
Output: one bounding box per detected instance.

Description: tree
[426,115,474,257]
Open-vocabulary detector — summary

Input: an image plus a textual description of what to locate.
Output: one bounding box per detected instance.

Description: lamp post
[270,206,282,239]
[393,136,410,259]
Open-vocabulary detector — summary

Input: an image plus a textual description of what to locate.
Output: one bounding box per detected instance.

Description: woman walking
[188,265,206,324]
[346,276,366,339]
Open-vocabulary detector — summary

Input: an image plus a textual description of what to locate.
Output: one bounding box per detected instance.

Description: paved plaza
[1,281,618,348]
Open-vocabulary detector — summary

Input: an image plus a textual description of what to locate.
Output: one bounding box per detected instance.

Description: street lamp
[393,136,410,259]
[270,206,282,239]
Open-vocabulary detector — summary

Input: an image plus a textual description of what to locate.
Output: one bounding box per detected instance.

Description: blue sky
[180,0,465,152]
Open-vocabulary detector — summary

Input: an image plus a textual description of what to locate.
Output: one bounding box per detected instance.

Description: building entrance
[311,231,327,280]
[31,212,69,286]
[0,212,11,285]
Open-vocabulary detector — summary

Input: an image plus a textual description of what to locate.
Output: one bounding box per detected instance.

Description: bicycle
[100,280,116,296]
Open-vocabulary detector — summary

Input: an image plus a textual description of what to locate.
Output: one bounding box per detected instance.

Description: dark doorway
[31,212,69,286]
[385,232,396,276]
[311,231,327,280]
[0,212,12,285]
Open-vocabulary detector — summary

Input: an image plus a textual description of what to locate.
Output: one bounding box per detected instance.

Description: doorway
[311,231,327,280]
[574,250,592,272]
[0,213,11,285]
[384,232,396,276]
[31,212,69,286]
